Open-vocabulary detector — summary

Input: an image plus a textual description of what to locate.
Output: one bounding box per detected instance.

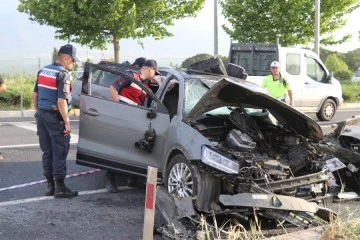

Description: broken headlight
[201,146,239,174]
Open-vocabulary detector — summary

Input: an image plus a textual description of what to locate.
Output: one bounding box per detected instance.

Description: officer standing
[262,61,294,106]
[33,44,79,198]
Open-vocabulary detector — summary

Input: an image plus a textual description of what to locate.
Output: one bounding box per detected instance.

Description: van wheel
[316,99,336,121]
[165,154,198,198]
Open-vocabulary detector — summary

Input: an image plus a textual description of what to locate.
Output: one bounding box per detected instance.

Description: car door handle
[305,81,310,85]
[83,108,99,116]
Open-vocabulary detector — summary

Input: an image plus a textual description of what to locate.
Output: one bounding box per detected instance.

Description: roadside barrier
[143,166,158,240]
[0,169,102,192]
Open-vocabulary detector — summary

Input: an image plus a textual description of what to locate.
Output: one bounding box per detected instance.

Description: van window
[355,69,360,77]
[306,57,326,82]
[286,53,300,75]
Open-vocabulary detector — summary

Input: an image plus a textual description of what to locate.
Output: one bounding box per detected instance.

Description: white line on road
[0,187,132,208]
[5,122,38,132]
[0,142,78,149]
[1,120,79,124]
[0,169,102,192]
[0,121,79,149]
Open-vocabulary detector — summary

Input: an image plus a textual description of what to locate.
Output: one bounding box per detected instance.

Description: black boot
[106,172,119,193]
[44,177,55,196]
[54,179,78,198]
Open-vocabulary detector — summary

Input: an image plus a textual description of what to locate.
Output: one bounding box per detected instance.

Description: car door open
[76,63,170,177]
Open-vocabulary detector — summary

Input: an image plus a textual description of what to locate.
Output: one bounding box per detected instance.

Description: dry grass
[196,210,266,240]
[320,207,360,240]
[194,206,360,240]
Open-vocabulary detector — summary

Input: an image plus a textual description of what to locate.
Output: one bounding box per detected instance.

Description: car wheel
[165,154,198,198]
[316,99,336,121]
[164,154,221,212]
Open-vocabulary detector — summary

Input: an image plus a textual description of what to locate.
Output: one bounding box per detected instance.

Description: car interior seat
[162,84,179,119]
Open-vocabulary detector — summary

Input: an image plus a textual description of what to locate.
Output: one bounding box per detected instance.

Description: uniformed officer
[106,59,160,193]
[33,44,79,198]
[109,59,160,105]
[262,61,294,106]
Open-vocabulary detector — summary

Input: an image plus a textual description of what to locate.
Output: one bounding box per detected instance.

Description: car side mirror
[147,109,157,119]
[327,71,333,83]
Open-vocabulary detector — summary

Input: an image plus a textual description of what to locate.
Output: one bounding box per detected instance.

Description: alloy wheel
[167,162,193,197]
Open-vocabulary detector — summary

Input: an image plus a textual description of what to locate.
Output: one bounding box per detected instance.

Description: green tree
[325,54,353,80]
[181,53,213,68]
[52,47,58,64]
[342,48,360,71]
[319,47,336,63]
[181,53,229,68]
[220,0,360,47]
[18,0,204,63]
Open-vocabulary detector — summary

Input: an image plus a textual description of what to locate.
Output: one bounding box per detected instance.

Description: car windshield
[183,78,265,117]
[184,78,229,116]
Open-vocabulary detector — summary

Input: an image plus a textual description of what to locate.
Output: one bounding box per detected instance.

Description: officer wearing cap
[33,44,79,198]
[262,61,294,106]
[132,57,146,67]
[109,59,160,105]
[106,59,160,193]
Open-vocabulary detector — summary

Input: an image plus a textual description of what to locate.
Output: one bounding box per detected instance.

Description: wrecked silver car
[76,63,360,233]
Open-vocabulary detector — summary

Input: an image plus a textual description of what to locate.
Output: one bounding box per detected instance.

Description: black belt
[38,108,57,113]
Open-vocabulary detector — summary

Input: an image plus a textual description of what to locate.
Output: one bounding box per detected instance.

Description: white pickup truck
[229,43,343,121]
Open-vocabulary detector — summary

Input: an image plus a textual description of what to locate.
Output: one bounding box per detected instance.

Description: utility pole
[314,0,320,55]
[214,0,218,57]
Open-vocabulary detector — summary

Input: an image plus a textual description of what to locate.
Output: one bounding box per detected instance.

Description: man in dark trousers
[33,44,79,198]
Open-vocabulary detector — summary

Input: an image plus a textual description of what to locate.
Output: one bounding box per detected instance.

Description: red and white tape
[0,169,102,192]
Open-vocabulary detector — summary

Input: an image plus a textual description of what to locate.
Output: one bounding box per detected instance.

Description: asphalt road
[0,110,360,240]
[0,118,165,240]
[305,108,360,124]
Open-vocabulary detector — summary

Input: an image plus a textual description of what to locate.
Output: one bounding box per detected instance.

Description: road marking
[0,169,102,192]
[0,143,42,149]
[1,120,79,124]
[5,122,37,132]
[0,187,132,207]
[0,121,79,148]
[0,142,77,149]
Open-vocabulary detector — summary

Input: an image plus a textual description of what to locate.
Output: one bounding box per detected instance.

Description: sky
[0,0,360,72]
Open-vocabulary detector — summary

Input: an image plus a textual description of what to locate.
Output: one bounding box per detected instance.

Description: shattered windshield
[184,78,231,116]
[184,78,267,117]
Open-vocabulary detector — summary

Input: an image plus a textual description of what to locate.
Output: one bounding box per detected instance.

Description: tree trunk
[113,35,120,63]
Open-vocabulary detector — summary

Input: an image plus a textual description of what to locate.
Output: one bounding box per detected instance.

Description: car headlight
[201,146,239,174]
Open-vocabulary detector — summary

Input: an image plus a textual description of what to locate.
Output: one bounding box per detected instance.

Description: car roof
[94,62,262,92]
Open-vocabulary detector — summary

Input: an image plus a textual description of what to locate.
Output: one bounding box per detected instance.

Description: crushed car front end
[160,75,360,229]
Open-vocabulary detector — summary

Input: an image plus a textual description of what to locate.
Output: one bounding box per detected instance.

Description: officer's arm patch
[63,80,71,94]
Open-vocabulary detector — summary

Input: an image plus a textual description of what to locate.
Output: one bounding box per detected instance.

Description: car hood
[340,127,360,139]
[184,78,323,141]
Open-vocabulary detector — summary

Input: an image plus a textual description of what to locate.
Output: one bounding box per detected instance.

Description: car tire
[164,154,198,198]
[316,99,336,121]
[164,154,221,212]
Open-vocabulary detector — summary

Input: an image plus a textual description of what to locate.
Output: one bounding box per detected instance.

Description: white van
[229,43,343,121]
[352,68,360,82]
